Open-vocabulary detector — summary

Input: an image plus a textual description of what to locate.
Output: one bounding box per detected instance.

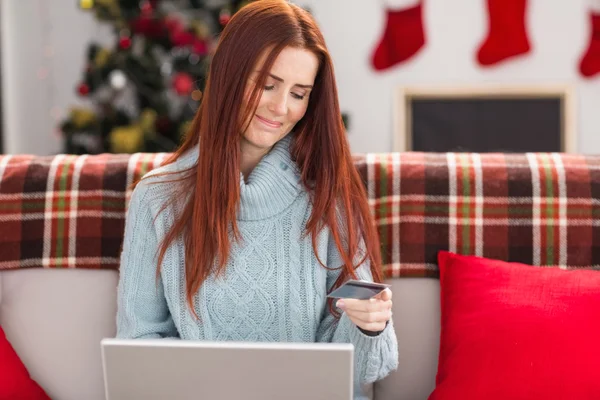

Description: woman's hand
[336,288,393,333]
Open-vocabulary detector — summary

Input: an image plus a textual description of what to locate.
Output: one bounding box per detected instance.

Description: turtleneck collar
[238,134,303,221]
[176,134,304,221]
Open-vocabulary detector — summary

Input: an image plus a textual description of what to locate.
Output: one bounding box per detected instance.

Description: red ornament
[140,1,153,16]
[119,36,132,50]
[164,15,185,35]
[192,39,207,56]
[77,83,90,96]
[219,13,231,26]
[170,30,195,47]
[131,16,167,39]
[172,72,194,96]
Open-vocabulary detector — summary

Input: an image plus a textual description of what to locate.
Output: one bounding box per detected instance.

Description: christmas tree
[62,0,348,154]
[61,0,251,154]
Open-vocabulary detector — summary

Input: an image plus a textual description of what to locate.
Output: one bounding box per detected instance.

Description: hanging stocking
[579,0,600,78]
[371,0,426,71]
[476,0,531,67]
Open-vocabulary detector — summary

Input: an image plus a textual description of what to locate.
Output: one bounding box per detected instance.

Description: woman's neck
[239,139,272,181]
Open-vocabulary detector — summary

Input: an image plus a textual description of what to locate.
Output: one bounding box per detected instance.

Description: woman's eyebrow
[269,73,313,89]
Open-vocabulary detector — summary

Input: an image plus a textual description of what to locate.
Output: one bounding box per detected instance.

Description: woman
[116,0,398,397]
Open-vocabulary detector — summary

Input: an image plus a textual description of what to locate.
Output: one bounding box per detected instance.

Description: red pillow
[0,326,51,400]
[429,251,600,400]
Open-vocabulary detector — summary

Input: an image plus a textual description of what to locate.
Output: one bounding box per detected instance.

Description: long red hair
[146,0,382,317]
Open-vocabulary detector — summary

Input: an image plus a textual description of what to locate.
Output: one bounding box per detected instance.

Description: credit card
[326,279,390,300]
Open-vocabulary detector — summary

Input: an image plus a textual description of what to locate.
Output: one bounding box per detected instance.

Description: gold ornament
[94,48,111,68]
[69,107,97,128]
[191,89,203,102]
[179,121,192,139]
[80,0,94,9]
[191,20,210,39]
[109,125,144,153]
[139,109,158,134]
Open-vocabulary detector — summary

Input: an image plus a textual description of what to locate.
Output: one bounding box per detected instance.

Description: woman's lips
[256,115,283,128]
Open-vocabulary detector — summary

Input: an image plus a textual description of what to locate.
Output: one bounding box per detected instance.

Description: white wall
[1,0,112,155]
[2,0,600,155]
[305,0,600,154]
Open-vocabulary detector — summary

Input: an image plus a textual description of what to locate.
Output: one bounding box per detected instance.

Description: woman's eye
[264,85,275,91]
[291,93,305,100]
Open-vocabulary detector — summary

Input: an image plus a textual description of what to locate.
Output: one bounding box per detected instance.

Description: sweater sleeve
[115,180,180,339]
[315,233,399,385]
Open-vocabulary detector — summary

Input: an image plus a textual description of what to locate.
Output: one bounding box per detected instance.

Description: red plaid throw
[0,153,168,269]
[353,152,600,277]
[1,151,600,276]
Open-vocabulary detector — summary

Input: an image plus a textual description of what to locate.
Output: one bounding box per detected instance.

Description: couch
[1,150,599,400]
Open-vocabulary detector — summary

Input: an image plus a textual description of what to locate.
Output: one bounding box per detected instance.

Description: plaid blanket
[353,152,600,277]
[0,153,168,269]
[1,151,600,277]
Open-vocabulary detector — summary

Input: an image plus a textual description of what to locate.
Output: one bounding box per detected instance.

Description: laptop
[101,338,354,400]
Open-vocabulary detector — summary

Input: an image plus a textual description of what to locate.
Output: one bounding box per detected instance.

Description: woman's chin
[243,129,285,150]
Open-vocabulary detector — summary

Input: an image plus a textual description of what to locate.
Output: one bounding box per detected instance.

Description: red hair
[146,0,382,318]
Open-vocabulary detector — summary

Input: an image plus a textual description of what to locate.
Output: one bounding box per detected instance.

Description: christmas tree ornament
[118,35,132,50]
[171,30,196,47]
[94,48,111,67]
[80,0,94,10]
[192,39,207,56]
[178,120,192,139]
[109,125,144,153]
[140,0,154,16]
[219,8,232,26]
[69,107,97,129]
[130,15,166,39]
[191,89,203,102]
[476,0,531,67]
[139,108,158,133]
[77,82,91,96]
[109,69,127,90]
[173,72,194,95]
[191,20,211,39]
[165,15,185,35]
[371,0,425,71]
[579,1,600,78]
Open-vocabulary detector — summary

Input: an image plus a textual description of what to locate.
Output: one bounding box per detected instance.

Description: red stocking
[579,10,600,78]
[477,0,531,67]
[371,1,426,71]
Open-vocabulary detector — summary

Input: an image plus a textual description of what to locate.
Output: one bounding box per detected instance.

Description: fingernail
[336,300,345,309]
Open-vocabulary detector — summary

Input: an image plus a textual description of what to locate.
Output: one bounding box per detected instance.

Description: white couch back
[0,269,440,400]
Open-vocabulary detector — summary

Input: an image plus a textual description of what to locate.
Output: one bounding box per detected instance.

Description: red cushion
[0,326,50,400]
[429,251,600,400]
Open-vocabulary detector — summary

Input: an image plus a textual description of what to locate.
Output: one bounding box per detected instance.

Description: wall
[1,0,112,155]
[2,0,599,155]
[305,0,600,153]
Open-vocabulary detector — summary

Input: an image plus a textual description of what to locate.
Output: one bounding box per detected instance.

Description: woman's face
[242,46,319,153]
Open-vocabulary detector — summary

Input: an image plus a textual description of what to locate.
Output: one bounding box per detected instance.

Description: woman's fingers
[345,308,392,325]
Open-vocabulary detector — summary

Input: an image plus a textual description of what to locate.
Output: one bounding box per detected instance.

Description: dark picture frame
[394,85,577,154]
